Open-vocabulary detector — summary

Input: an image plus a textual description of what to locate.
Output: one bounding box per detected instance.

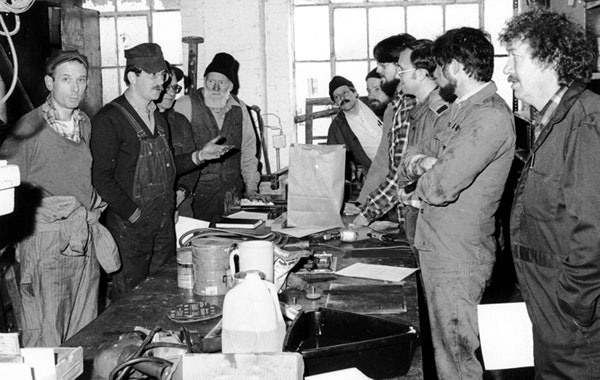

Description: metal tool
[182,36,204,91]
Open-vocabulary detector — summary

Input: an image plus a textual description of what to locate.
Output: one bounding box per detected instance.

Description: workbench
[63,237,423,380]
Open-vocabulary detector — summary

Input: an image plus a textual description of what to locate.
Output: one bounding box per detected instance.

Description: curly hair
[432,27,494,82]
[498,7,595,84]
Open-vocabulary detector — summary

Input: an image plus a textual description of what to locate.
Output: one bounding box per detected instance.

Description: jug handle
[264,280,285,325]
[229,248,239,279]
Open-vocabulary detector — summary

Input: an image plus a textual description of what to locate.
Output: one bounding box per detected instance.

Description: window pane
[332,0,364,3]
[294,6,330,60]
[83,0,116,12]
[117,16,148,66]
[102,68,121,104]
[334,8,367,60]
[493,56,512,106]
[368,7,404,58]
[117,0,150,11]
[335,61,369,96]
[485,0,514,54]
[100,17,118,66]
[295,62,331,113]
[446,4,479,30]
[152,11,182,64]
[407,5,443,40]
[152,0,180,10]
[368,0,399,2]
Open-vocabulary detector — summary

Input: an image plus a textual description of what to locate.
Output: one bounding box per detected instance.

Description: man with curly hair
[500,8,600,379]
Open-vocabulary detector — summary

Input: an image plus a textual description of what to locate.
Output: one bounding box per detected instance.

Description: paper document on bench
[335,263,417,282]
[478,302,534,370]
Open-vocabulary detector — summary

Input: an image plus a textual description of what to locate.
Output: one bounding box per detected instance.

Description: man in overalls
[91,43,206,300]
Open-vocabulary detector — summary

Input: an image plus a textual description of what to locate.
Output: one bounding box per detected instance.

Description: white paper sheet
[477,302,534,370]
[175,216,210,247]
[227,211,270,221]
[335,263,418,282]
[306,367,373,380]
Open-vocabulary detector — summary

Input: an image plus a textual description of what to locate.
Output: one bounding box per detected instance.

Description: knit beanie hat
[328,75,355,101]
[204,52,238,85]
[365,68,381,81]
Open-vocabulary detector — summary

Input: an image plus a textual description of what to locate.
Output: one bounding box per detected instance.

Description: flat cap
[124,42,167,73]
[45,50,88,75]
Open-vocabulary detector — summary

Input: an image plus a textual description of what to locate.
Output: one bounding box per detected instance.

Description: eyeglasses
[395,68,416,76]
[145,70,169,82]
[165,84,182,94]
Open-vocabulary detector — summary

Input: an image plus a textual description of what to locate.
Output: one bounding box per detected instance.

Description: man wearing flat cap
[174,52,264,223]
[0,49,118,346]
[327,75,382,181]
[91,43,218,300]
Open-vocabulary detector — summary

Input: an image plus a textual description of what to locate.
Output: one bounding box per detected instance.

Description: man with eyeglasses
[174,52,264,223]
[91,43,206,300]
[156,63,228,217]
[352,33,416,227]
[326,75,382,181]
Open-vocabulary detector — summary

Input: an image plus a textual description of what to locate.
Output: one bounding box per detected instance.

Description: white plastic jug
[221,270,286,353]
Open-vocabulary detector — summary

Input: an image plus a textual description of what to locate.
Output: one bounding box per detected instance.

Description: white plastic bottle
[221,271,286,353]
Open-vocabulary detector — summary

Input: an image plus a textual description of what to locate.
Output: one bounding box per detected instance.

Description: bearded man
[174,52,263,223]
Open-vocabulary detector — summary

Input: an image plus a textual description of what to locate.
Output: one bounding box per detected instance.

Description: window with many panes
[82,0,183,105]
[293,0,514,143]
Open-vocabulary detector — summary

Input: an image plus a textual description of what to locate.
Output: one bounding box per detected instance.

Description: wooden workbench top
[63,238,423,380]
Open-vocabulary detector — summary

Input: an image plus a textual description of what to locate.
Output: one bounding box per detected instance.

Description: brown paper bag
[287,144,345,228]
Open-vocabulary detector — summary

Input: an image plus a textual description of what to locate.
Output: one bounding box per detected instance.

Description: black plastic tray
[283,307,419,379]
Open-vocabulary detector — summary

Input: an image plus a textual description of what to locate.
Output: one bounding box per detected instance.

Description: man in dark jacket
[500,8,600,379]
[326,75,382,180]
[92,43,211,300]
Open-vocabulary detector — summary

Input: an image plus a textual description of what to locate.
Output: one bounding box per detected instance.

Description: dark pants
[192,172,243,224]
[513,245,600,380]
[107,205,175,301]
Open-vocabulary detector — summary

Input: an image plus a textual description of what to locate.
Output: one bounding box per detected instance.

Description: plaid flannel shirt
[361,91,416,221]
[42,95,85,143]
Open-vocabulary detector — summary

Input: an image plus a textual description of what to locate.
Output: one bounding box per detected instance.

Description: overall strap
[110,101,147,139]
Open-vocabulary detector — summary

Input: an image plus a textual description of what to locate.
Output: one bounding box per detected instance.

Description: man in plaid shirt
[353,33,417,226]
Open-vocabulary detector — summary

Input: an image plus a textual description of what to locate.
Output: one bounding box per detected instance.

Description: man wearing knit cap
[327,75,382,180]
[174,52,263,223]
[365,69,393,119]
[91,43,214,300]
[1,49,118,346]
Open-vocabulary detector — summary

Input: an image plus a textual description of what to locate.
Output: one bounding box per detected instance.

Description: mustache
[153,86,163,91]
[508,75,518,83]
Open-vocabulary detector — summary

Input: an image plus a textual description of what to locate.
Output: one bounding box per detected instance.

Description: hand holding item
[245,189,271,203]
[343,202,361,215]
[351,213,370,227]
[195,135,235,163]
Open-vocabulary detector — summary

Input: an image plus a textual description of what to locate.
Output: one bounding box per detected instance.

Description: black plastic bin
[283,307,419,379]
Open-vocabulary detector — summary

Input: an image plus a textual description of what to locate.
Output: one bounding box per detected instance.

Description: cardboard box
[172,352,304,380]
[0,346,83,380]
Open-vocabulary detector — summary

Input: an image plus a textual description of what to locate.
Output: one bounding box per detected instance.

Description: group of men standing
[327,7,600,380]
[1,43,262,346]
[1,6,599,380]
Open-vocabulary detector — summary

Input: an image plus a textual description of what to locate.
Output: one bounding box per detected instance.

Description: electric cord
[113,327,162,380]
[0,0,35,14]
[109,357,173,380]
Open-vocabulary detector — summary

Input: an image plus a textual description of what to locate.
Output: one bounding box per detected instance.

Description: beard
[439,81,458,103]
[381,78,400,97]
[204,90,229,108]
